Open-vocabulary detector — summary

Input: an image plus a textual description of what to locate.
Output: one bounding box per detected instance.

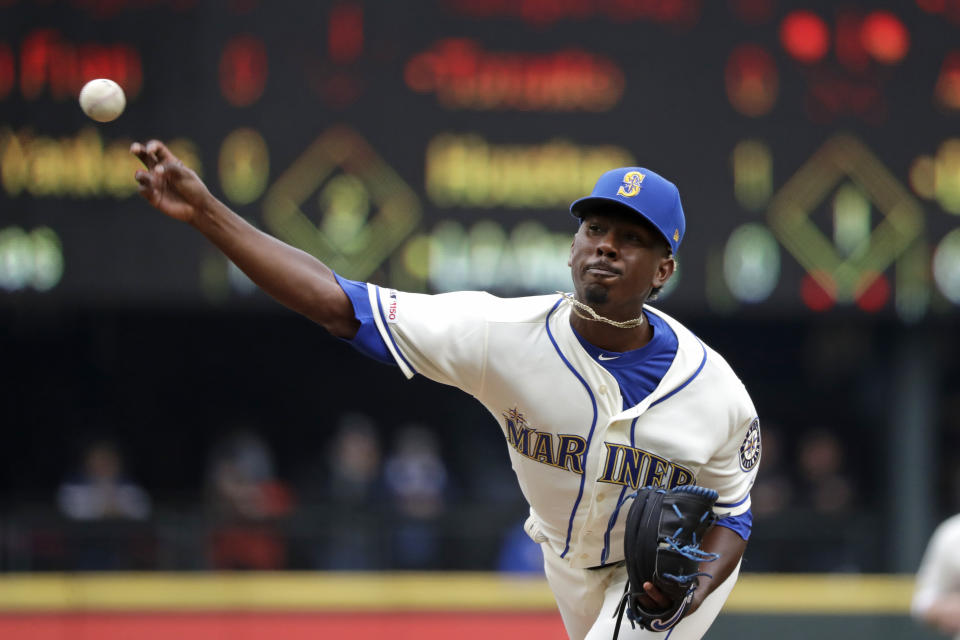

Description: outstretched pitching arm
[131,140,360,339]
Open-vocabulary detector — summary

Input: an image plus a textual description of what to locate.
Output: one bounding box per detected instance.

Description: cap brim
[570,195,667,221]
[570,192,666,229]
[569,195,677,253]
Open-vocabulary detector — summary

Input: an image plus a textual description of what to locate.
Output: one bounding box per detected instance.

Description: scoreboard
[1,0,959,319]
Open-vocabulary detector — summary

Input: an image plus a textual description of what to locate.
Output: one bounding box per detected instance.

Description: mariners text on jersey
[504,407,695,490]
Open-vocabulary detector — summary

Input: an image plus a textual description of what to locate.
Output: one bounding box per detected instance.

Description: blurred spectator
[749,424,793,517]
[205,429,294,570]
[54,440,152,569]
[327,412,384,504]
[795,428,855,513]
[769,428,865,573]
[315,412,386,569]
[912,513,960,639]
[57,440,151,521]
[385,424,448,517]
[384,424,448,568]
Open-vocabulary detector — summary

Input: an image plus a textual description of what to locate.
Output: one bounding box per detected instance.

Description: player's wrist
[686,588,708,616]
[189,193,229,230]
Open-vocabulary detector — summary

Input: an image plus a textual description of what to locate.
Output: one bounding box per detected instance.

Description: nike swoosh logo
[598,354,620,361]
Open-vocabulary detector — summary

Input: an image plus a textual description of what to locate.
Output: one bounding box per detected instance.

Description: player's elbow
[301,283,360,339]
[321,312,361,339]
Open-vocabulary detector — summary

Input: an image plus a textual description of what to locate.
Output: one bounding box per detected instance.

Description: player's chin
[582,283,610,305]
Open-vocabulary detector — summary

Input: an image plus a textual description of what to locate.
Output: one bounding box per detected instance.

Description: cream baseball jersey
[912,513,960,640]
[337,277,760,570]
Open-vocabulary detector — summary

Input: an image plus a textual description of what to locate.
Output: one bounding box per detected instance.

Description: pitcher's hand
[131,140,213,225]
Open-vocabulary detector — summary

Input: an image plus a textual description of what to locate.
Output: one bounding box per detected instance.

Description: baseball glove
[613,485,720,637]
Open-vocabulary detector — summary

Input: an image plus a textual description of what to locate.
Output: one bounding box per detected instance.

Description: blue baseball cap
[570,167,686,254]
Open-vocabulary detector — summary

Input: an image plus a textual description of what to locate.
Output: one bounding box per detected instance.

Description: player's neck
[569,307,652,352]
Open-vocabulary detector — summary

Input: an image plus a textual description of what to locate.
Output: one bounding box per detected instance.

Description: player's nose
[595,233,618,258]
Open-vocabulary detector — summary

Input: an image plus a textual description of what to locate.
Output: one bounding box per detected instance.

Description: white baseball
[78,78,126,122]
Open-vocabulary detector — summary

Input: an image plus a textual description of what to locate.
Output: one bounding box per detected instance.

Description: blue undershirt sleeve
[333,273,396,366]
[715,507,752,541]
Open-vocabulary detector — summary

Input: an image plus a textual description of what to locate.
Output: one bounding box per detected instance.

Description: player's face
[568,209,675,311]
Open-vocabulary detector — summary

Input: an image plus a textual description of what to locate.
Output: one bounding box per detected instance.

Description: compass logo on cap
[616,170,645,198]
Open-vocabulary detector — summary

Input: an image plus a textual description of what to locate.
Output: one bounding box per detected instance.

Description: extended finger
[134,168,155,187]
[130,141,159,169]
[136,180,160,205]
[145,139,179,165]
[134,169,161,202]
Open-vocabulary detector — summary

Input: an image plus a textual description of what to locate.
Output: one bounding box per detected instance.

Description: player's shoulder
[478,292,563,323]
[646,305,749,392]
[933,513,960,543]
[411,290,560,323]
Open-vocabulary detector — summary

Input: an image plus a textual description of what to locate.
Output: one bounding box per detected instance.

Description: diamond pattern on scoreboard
[766,134,924,302]
[262,126,421,280]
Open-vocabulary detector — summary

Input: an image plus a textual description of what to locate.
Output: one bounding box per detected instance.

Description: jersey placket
[568,408,633,566]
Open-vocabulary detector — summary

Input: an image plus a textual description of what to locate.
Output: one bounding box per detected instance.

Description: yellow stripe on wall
[0,573,917,614]
[0,573,555,613]
[725,574,916,614]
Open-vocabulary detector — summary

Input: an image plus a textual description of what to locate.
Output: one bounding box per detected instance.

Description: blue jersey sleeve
[715,507,752,541]
[333,273,396,366]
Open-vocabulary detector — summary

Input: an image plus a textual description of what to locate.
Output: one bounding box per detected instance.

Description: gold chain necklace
[557,292,646,329]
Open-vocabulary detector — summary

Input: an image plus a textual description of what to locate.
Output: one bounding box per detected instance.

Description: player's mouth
[584,261,621,278]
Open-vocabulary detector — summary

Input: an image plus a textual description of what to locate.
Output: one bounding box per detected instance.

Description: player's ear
[653,255,675,288]
[568,238,575,267]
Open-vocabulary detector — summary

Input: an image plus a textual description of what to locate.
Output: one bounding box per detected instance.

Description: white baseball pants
[542,546,741,640]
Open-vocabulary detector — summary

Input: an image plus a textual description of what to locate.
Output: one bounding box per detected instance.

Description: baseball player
[912,513,960,639]
[131,140,759,640]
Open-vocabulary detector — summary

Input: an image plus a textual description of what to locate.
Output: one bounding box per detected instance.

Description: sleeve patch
[385,289,400,323]
[739,418,761,472]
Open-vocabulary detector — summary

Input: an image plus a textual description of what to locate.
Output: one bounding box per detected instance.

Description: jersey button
[580,553,589,560]
[598,385,608,395]
[596,493,605,502]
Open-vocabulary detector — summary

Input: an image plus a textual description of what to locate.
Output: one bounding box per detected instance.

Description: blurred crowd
[745,424,865,572]
[39,414,462,572]
[11,411,896,574]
